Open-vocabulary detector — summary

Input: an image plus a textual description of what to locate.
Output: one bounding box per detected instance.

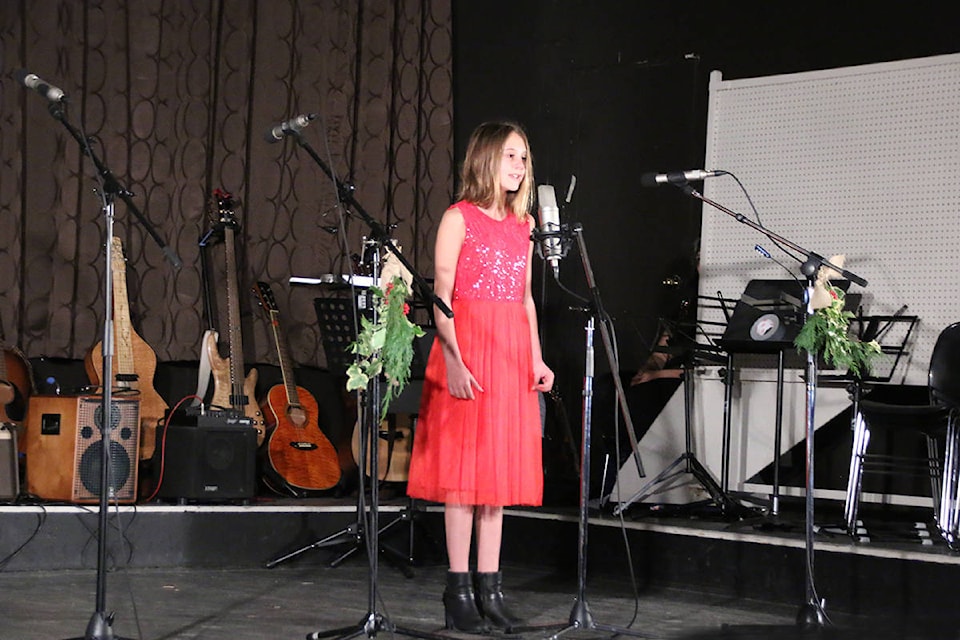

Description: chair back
[929,321,960,407]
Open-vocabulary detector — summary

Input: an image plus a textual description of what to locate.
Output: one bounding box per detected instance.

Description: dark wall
[451,1,960,496]
[453,0,959,367]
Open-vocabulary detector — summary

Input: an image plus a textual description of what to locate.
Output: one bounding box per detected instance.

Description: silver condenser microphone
[538,184,562,278]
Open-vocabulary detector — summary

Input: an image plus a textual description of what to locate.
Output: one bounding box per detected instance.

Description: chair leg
[925,434,943,527]
[844,411,870,538]
[938,414,960,549]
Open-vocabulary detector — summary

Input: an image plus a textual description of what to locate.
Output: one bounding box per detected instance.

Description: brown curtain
[1,0,453,370]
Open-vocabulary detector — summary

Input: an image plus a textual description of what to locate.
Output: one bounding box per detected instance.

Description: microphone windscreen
[640,172,660,187]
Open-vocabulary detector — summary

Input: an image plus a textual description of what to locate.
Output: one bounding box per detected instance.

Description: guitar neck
[223,226,246,408]
[110,237,136,378]
[268,308,301,407]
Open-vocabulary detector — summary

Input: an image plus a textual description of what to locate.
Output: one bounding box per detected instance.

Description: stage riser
[502,516,959,629]
[2,507,956,630]
[1,509,361,571]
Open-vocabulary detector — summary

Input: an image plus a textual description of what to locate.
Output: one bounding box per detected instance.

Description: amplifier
[156,412,257,502]
[24,395,140,503]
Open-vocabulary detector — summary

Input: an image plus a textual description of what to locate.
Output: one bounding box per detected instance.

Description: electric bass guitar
[85,236,168,459]
[253,282,341,493]
[206,190,264,444]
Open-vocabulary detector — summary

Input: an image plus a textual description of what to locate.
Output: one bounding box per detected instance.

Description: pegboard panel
[698,53,960,384]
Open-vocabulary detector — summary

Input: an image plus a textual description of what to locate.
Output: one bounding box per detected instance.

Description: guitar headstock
[213,188,239,229]
[254,281,279,314]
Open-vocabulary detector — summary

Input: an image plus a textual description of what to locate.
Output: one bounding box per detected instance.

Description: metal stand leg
[613,364,736,515]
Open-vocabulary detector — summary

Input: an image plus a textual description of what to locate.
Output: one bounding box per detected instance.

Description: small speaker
[0,424,19,500]
[25,395,140,503]
[156,414,257,502]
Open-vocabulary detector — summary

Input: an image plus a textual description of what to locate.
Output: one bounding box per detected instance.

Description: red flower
[403,303,410,316]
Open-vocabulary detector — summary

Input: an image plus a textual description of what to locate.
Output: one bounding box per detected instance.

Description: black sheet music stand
[716,279,859,516]
[310,296,439,570]
[314,296,366,376]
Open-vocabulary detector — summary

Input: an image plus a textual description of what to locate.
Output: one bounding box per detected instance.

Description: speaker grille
[72,397,140,503]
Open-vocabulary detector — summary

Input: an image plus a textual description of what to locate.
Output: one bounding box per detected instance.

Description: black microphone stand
[43,95,180,639]
[676,181,866,630]
[275,129,449,640]
[530,223,649,640]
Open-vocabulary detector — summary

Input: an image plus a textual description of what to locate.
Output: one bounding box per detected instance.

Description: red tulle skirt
[406,299,543,506]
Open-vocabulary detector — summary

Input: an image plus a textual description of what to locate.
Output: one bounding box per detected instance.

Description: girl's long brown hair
[458,121,535,220]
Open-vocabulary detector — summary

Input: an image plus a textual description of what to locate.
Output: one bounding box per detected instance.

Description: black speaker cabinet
[157,415,257,502]
[24,395,140,503]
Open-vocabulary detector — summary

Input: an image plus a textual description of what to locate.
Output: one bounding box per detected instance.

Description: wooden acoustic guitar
[0,343,31,427]
[206,190,264,444]
[85,236,168,460]
[253,282,341,493]
[351,412,414,483]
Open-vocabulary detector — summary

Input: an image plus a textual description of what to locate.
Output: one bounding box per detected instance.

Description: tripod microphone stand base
[66,610,133,640]
[308,612,450,640]
[265,518,414,578]
[796,601,828,629]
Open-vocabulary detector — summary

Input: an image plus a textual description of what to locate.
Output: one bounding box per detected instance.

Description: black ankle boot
[474,571,524,631]
[443,571,488,633]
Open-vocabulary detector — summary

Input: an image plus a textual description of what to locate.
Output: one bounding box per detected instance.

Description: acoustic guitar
[85,236,168,460]
[206,190,264,444]
[0,344,31,423]
[253,282,341,494]
[351,413,414,483]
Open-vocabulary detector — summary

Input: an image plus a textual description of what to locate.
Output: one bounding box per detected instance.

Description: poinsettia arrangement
[793,284,881,378]
[346,276,425,418]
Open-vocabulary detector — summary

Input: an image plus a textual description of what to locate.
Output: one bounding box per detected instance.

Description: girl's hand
[447,360,483,400]
[532,360,554,392]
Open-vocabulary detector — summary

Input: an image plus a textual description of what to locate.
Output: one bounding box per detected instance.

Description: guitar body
[351,413,413,483]
[262,384,341,492]
[2,346,33,455]
[85,334,167,460]
[206,332,262,442]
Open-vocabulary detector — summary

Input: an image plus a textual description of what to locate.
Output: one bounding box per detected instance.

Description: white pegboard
[698,53,960,384]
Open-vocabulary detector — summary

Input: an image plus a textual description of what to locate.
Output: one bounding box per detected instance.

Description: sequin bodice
[453,201,530,303]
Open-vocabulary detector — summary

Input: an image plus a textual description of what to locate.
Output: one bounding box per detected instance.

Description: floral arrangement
[346,276,425,419]
[793,284,881,378]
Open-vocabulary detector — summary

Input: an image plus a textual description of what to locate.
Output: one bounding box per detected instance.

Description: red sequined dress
[407,201,543,506]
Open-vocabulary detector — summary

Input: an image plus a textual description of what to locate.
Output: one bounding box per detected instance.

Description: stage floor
[0,561,924,640]
[1,491,958,639]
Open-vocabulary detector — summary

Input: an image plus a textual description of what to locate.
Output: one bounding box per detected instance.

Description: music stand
[717,280,859,517]
[612,341,736,517]
[314,296,368,377]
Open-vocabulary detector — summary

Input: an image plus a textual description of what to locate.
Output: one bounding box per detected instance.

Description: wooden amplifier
[24,395,140,503]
